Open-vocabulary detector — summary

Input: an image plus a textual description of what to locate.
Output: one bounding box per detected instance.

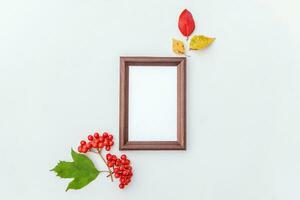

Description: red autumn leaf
[178,9,195,37]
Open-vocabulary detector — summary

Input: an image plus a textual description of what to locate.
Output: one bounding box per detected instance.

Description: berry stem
[106,172,115,177]
[97,148,114,182]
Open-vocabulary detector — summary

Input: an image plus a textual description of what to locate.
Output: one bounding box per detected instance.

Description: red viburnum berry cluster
[76,132,133,189]
[106,153,133,189]
[78,132,114,153]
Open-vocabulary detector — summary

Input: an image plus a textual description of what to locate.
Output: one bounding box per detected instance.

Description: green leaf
[51,149,100,191]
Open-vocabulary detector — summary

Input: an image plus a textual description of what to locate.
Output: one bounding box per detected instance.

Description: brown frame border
[119,57,186,150]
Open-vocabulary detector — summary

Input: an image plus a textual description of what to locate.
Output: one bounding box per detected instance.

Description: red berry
[87,135,93,141]
[80,140,86,146]
[109,141,114,146]
[108,135,113,140]
[125,179,131,185]
[112,155,117,161]
[121,159,126,164]
[103,139,109,146]
[103,132,108,138]
[98,142,104,148]
[94,132,99,138]
[105,146,111,151]
[121,154,127,160]
[119,183,125,189]
[106,153,112,160]
[86,142,92,149]
[92,142,98,148]
[116,160,121,166]
[120,178,126,184]
[78,146,82,152]
[115,173,121,178]
[108,162,114,167]
[82,146,88,153]
[99,136,104,142]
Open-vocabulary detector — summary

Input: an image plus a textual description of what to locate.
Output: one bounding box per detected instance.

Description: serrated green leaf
[51,149,100,191]
[51,161,78,178]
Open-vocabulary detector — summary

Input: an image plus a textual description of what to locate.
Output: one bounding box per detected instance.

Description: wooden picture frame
[119,57,186,150]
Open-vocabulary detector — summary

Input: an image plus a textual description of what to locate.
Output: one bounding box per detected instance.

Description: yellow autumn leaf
[189,35,215,50]
[172,39,185,55]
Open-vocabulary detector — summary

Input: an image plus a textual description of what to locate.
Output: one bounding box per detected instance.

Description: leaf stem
[184,53,190,57]
[99,170,111,173]
[96,148,113,182]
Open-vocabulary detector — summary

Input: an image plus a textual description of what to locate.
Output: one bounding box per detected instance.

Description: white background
[0,0,300,200]
[128,66,177,141]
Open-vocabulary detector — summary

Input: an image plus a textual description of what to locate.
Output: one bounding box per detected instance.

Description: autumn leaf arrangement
[172,9,215,55]
[50,9,214,193]
[51,132,133,191]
